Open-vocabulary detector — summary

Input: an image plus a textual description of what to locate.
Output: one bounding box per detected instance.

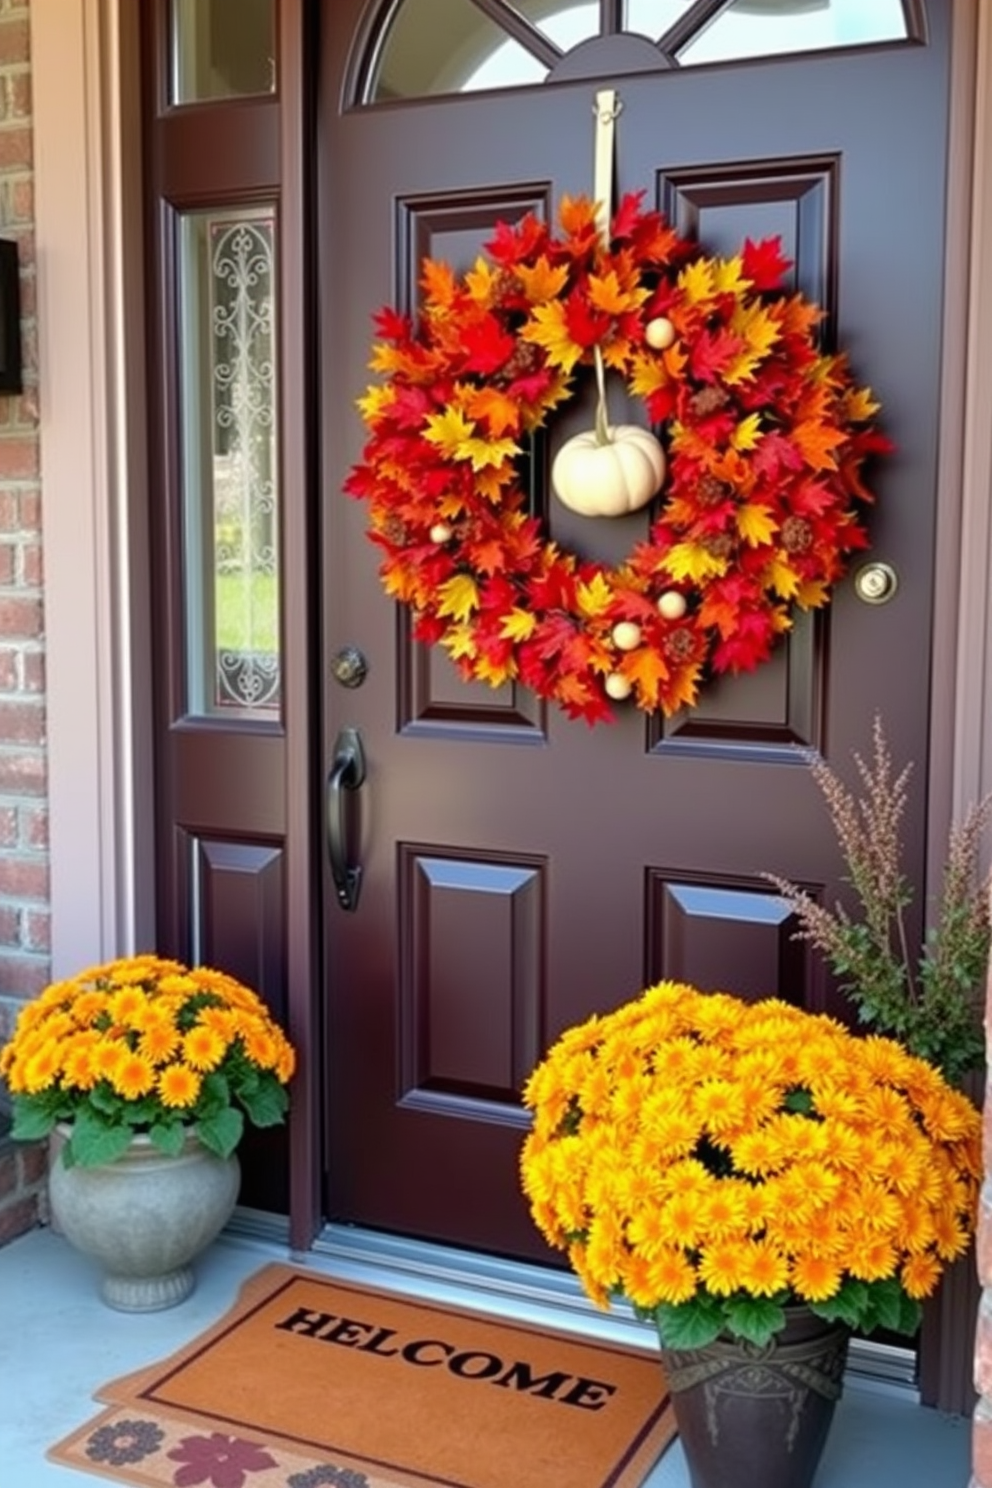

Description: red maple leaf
[372,306,411,343]
[460,315,517,375]
[742,237,793,292]
[690,328,745,383]
[486,214,548,267]
[611,191,648,243]
[565,291,611,348]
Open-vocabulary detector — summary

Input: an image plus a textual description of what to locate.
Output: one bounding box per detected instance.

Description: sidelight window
[177,207,281,716]
[366,0,914,101]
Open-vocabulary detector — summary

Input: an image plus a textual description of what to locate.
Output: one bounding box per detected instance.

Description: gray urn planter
[49,1126,240,1311]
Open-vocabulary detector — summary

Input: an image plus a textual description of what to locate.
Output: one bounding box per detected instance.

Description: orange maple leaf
[621,647,670,710]
[515,256,570,305]
[420,258,461,312]
[588,269,650,317]
[465,386,523,439]
[792,419,846,472]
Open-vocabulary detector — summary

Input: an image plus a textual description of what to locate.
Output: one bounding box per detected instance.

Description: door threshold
[227,1206,918,1393]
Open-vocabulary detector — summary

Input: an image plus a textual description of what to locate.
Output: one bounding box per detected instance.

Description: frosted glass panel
[178,208,280,716]
[171,0,275,103]
[679,0,908,65]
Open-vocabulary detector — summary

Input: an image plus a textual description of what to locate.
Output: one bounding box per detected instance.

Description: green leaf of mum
[238,1077,288,1128]
[148,1121,187,1158]
[810,1280,869,1330]
[653,1297,725,1351]
[195,1105,244,1160]
[68,1109,136,1168]
[724,1297,786,1349]
[10,1096,57,1142]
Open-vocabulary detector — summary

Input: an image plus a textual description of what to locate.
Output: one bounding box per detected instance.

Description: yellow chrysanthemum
[790,1253,843,1303]
[157,1062,202,1109]
[698,1239,748,1297]
[139,1021,181,1064]
[21,1043,61,1093]
[182,1025,227,1072]
[901,1251,943,1299]
[108,986,149,1027]
[738,1239,790,1297]
[111,1052,157,1100]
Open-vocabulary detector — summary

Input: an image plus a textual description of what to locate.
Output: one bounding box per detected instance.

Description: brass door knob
[853,562,898,605]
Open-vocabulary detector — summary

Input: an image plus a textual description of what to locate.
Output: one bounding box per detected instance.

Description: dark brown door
[319,3,953,1261]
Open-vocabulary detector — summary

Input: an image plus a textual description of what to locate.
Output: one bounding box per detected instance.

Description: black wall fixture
[0,240,22,395]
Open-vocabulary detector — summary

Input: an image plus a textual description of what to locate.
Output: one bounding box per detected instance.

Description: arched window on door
[363,0,918,103]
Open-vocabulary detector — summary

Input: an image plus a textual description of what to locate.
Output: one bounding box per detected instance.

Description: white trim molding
[33,0,153,974]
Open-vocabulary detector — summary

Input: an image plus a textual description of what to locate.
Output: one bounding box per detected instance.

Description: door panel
[319,2,952,1260]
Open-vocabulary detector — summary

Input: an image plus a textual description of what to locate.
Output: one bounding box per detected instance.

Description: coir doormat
[49,1263,675,1488]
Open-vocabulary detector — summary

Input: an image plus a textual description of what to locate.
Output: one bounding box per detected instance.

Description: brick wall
[0,0,49,1245]
[0,0,46,1044]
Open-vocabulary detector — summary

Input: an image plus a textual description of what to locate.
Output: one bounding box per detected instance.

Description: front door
[318,1,953,1261]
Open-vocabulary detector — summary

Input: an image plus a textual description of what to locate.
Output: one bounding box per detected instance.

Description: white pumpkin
[552,425,666,517]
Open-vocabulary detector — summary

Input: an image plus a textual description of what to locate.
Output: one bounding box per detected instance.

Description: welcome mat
[49,1263,675,1488]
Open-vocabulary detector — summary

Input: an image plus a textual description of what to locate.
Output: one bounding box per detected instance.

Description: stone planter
[49,1125,240,1311]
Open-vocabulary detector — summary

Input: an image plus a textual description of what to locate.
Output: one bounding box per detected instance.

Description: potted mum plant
[520,979,981,1488]
[0,954,295,1311]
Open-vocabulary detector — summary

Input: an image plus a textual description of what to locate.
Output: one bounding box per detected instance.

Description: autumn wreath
[346,193,888,725]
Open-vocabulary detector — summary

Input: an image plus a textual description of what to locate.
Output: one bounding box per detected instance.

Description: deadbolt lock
[331,646,368,688]
[853,562,898,605]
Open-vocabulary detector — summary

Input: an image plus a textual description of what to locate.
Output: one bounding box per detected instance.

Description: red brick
[0,749,46,795]
[0,1194,38,1243]
[20,649,43,693]
[0,902,19,944]
[976,1300,992,1397]
[0,1146,16,1198]
[0,595,41,637]
[0,434,37,479]
[0,543,14,586]
[16,489,38,533]
[0,127,30,171]
[0,492,17,531]
[0,19,29,66]
[23,906,49,952]
[0,805,16,846]
[0,647,17,690]
[19,540,40,586]
[19,804,46,848]
[0,953,50,996]
[0,857,48,899]
[18,1140,47,1187]
[0,699,44,744]
[3,70,29,122]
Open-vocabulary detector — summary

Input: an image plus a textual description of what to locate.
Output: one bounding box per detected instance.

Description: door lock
[853,562,898,605]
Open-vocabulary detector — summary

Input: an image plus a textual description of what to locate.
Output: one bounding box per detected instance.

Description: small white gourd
[552,347,665,518]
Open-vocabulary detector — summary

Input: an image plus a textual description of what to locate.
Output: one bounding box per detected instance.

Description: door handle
[326,727,366,912]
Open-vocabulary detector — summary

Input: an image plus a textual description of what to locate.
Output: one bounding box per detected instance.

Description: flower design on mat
[86,1417,166,1466]
[167,1432,278,1488]
[286,1467,371,1488]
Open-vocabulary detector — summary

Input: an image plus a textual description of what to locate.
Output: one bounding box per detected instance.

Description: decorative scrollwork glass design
[178,207,280,714]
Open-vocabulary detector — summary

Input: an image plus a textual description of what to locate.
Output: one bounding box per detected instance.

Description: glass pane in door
[177,207,281,715]
[678,0,909,65]
[171,0,276,103]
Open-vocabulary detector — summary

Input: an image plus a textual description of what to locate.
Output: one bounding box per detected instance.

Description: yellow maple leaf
[661,661,703,715]
[843,385,881,422]
[576,573,615,618]
[440,622,479,662]
[628,351,669,398]
[456,435,520,471]
[520,302,584,373]
[436,574,481,622]
[588,270,649,317]
[731,413,764,452]
[515,257,570,304]
[736,503,778,547]
[724,303,782,384]
[712,255,750,297]
[465,257,499,305]
[661,543,729,583]
[500,608,537,642]
[424,406,475,455]
[796,578,830,608]
[474,654,517,687]
[766,558,801,600]
[679,258,716,305]
[356,385,393,423]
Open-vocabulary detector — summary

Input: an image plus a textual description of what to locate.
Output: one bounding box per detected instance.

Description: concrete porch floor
[0,1220,972,1487]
